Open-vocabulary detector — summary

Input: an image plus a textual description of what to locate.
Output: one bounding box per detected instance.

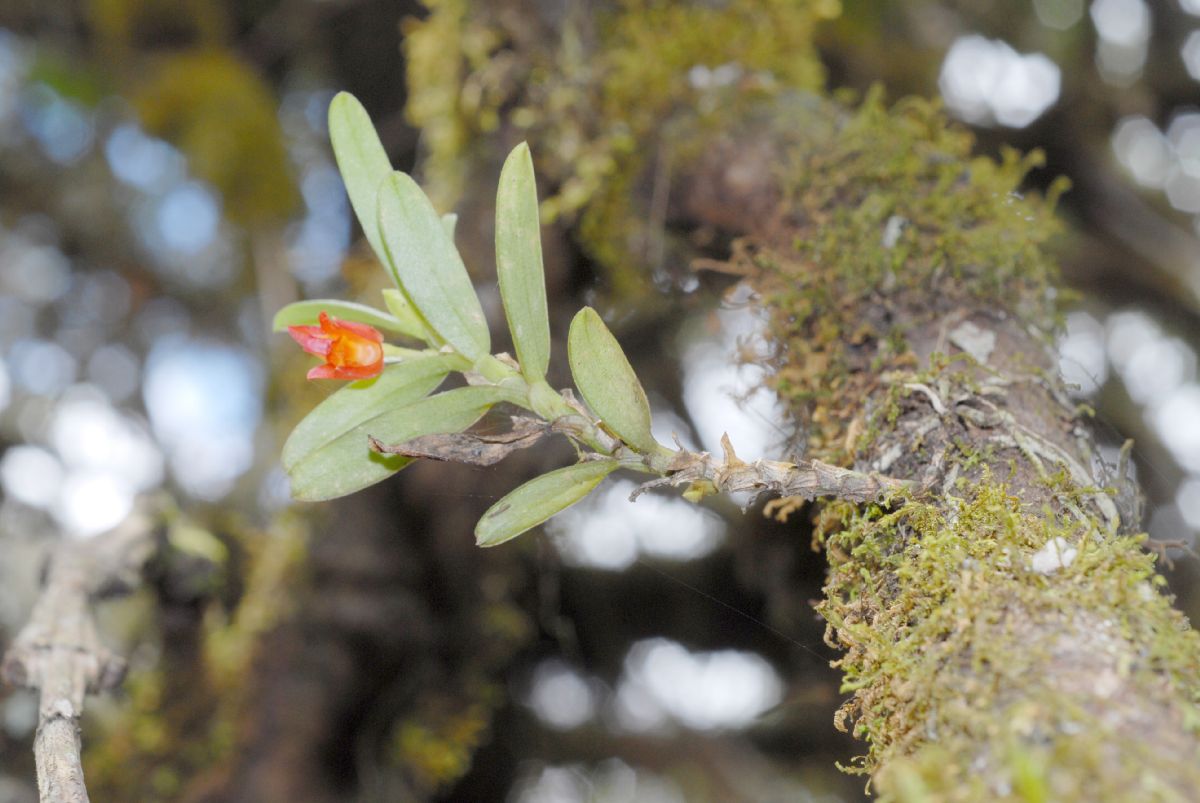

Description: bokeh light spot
[143,337,262,500]
[0,445,63,508]
[155,181,221,256]
[614,638,784,732]
[939,35,1061,128]
[525,660,597,731]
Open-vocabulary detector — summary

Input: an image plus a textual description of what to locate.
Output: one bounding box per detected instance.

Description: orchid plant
[273,92,687,546]
[275,93,903,547]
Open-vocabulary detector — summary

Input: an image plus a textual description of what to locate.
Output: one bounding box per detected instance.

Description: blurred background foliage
[0,0,1198,801]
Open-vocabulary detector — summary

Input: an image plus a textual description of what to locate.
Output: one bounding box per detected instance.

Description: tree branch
[2,502,162,803]
[631,433,911,506]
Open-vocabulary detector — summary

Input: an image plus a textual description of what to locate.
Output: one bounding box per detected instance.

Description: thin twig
[630,433,911,505]
[2,501,162,803]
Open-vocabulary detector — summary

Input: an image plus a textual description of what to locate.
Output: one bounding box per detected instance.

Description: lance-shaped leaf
[377,171,491,360]
[567,307,658,453]
[288,384,516,501]
[273,299,423,339]
[475,459,618,547]
[283,354,455,471]
[495,142,550,382]
[328,92,392,272]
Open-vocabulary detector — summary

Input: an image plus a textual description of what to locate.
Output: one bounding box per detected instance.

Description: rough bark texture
[682,103,1200,800]
[401,2,1200,798]
[16,2,1195,800]
[676,98,1200,796]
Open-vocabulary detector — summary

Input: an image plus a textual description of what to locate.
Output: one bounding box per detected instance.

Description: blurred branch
[1080,151,1200,316]
[531,725,816,803]
[1,501,163,803]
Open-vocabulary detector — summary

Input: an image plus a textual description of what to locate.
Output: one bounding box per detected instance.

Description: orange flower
[288,312,384,380]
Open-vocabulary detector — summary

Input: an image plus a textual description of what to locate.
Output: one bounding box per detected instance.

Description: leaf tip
[474,526,498,547]
[502,140,532,167]
[475,505,520,547]
[328,90,361,119]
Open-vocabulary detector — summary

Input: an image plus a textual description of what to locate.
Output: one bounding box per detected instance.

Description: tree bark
[2,504,161,803]
[402,2,1200,797]
[675,101,1200,801]
[23,3,1192,799]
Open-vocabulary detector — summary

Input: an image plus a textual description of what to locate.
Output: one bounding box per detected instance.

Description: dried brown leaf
[368,416,549,466]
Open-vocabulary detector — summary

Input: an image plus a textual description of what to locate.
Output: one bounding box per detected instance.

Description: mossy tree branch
[686,98,1200,801]
[402,2,1200,798]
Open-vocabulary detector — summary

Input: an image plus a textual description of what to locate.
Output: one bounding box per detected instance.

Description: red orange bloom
[288,312,385,380]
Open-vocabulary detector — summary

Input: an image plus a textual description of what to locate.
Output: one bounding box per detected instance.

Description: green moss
[757,96,1200,788]
[134,48,298,225]
[405,0,835,299]
[401,4,1200,797]
[389,687,501,794]
[85,514,311,801]
[749,90,1067,461]
[86,659,224,801]
[820,482,1200,800]
[403,0,500,210]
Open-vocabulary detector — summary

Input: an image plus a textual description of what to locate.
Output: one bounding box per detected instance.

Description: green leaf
[495,142,550,382]
[328,92,392,273]
[475,460,618,547]
[288,384,515,502]
[381,289,434,342]
[567,307,659,453]
[273,299,422,339]
[283,354,455,471]
[377,171,491,360]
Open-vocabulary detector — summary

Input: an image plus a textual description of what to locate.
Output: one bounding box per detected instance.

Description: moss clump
[738,92,1200,799]
[404,0,835,298]
[783,93,1064,306]
[402,4,1200,797]
[389,690,500,794]
[738,90,1067,461]
[85,514,310,801]
[819,482,1200,800]
[134,49,298,225]
[403,0,500,210]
